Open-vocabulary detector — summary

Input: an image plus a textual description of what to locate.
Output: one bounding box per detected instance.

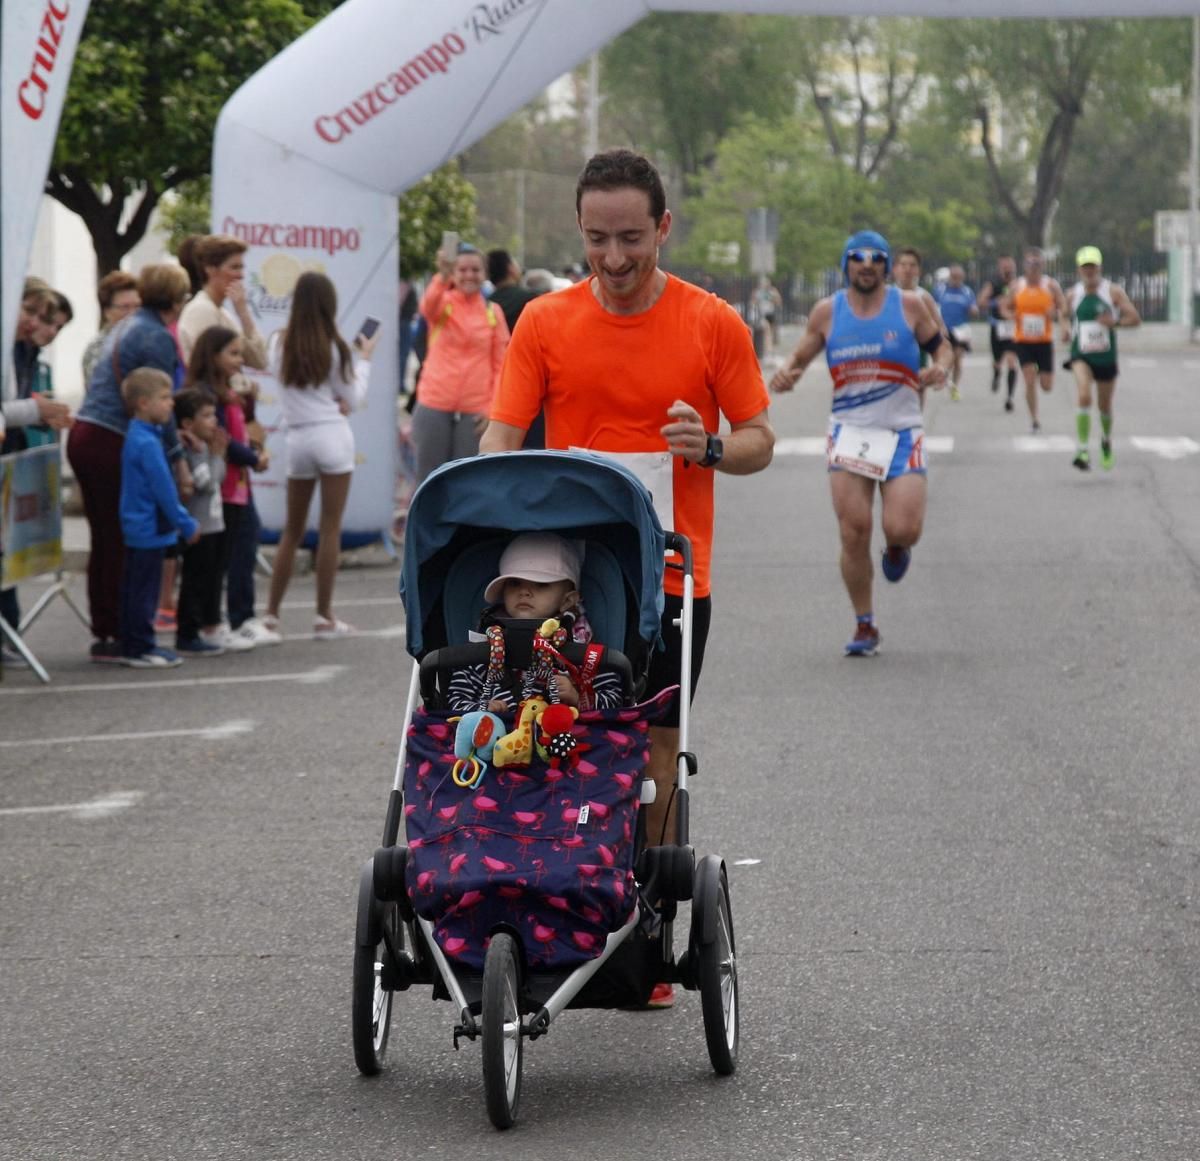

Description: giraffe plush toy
[492,697,549,769]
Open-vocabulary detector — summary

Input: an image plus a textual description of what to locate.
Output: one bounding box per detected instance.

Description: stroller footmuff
[404,690,674,973]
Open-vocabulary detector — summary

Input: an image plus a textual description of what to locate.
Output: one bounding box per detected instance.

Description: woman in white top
[263,272,377,639]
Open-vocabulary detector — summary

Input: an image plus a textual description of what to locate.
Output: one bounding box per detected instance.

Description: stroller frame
[352,455,738,1130]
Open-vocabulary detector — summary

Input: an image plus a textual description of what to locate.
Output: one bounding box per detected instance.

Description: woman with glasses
[769,231,954,658]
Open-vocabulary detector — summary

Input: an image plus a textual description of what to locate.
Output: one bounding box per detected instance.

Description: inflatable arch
[197,0,1189,540]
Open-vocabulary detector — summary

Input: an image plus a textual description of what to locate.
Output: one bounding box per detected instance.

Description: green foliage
[887,200,980,265]
[674,115,879,278]
[157,178,212,257]
[398,163,479,278]
[51,0,336,271]
[600,14,802,181]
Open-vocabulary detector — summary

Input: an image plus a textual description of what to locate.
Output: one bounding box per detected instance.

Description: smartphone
[357,316,381,342]
[441,230,459,259]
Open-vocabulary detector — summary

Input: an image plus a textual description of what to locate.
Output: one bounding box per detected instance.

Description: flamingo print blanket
[403,688,676,972]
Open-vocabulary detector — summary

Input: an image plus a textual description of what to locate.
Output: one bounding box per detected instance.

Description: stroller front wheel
[694,856,739,1076]
[481,932,523,1129]
[352,859,394,1075]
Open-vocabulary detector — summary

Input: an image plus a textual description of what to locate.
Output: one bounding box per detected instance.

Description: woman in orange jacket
[411,243,510,482]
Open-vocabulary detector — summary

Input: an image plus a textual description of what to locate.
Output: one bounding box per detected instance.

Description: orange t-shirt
[417,275,510,413]
[491,275,769,598]
[1012,279,1055,344]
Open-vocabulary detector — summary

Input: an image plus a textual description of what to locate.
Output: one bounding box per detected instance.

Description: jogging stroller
[351,450,738,1129]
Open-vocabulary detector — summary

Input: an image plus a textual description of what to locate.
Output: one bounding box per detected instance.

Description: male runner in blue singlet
[770,231,953,656]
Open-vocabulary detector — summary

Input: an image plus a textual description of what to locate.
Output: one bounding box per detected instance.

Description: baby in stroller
[446,532,625,714]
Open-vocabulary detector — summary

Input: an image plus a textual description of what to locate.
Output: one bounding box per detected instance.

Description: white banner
[1,0,92,402]
[212,127,399,540]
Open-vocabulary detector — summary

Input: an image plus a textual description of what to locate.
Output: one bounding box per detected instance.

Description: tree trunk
[46,168,161,277]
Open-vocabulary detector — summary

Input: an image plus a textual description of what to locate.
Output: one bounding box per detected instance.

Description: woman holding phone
[262,272,377,639]
[411,240,509,482]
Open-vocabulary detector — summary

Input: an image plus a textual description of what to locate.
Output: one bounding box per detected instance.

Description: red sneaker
[154,608,177,632]
[645,982,675,1009]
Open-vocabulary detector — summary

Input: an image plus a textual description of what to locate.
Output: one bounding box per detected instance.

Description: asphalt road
[2,349,1199,1160]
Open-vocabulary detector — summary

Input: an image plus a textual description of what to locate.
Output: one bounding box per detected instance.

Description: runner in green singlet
[1061,246,1140,471]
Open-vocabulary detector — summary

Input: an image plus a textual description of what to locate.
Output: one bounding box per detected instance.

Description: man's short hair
[487,249,513,285]
[896,246,922,266]
[52,290,73,323]
[97,270,138,313]
[576,149,667,224]
[174,387,214,425]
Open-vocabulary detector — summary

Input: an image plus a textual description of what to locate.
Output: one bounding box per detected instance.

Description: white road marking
[1130,436,1200,460]
[278,596,400,610]
[0,719,256,749]
[280,625,406,643]
[0,665,346,697]
[733,858,762,866]
[0,791,144,820]
[775,436,955,456]
[1013,435,1076,453]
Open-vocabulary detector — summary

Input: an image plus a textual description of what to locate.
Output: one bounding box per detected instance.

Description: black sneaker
[1072,451,1091,471]
[90,639,123,664]
[1004,399,1014,412]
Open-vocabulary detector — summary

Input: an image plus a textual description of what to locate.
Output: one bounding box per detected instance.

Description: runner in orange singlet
[1003,247,1067,433]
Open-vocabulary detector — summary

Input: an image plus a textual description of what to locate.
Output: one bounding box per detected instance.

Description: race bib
[570,447,674,531]
[1019,313,1046,339]
[1078,320,1111,354]
[994,319,1015,341]
[952,324,972,344]
[830,424,899,481]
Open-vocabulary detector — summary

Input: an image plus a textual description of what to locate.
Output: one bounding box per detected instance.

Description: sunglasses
[847,249,888,266]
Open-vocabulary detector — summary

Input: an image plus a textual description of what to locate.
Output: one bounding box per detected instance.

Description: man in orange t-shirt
[482,151,773,981]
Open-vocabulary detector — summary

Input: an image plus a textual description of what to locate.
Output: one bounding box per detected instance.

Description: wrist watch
[699,433,724,469]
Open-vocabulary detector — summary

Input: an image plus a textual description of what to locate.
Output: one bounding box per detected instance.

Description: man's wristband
[699,433,724,469]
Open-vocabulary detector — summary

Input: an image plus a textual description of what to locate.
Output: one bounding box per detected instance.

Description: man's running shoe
[881,546,911,583]
[949,382,961,402]
[1004,398,1014,412]
[90,639,123,664]
[1100,439,1114,471]
[845,622,880,657]
[1072,451,1091,471]
[1030,420,1042,434]
[121,646,183,669]
[154,608,177,632]
[645,982,675,1009]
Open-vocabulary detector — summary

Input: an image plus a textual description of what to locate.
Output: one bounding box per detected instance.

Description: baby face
[501,576,576,620]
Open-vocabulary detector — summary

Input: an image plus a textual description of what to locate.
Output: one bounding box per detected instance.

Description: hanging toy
[536,702,589,770]
[519,618,571,704]
[448,711,505,788]
[493,697,549,769]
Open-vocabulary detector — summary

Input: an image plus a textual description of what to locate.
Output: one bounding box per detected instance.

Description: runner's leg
[1098,375,1117,468]
[880,472,928,551]
[1072,361,1095,466]
[830,471,877,616]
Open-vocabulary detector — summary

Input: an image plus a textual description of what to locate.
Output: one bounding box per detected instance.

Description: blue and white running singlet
[826,287,923,431]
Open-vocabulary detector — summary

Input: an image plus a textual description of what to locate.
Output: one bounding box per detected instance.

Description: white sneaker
[199,624,254,653]
[313,616,355,640]
[222,626,258,652]
[237,616,282,646]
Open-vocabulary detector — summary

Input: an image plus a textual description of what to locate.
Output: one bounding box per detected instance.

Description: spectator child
[118,369,199,668]
[183,326,278,649]
[173,389,230,657]
[446,532,623,714]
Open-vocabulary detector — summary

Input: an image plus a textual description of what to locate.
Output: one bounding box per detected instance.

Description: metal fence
[668,252,1171,325]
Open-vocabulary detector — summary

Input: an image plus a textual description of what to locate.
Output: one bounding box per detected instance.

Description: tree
[675,115,879,278]
[599,14,801,185]
[49,0,331,275]
[920,19,1188,249]
[789,18,924,179]
[397,163,479,278]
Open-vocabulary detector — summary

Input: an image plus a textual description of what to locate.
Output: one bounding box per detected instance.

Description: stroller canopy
[400,451,667,658]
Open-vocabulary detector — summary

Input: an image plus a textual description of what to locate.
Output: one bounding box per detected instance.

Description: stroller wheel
[693,855,739,1076]
[352,858,395,1075]
[481,932,523,1129]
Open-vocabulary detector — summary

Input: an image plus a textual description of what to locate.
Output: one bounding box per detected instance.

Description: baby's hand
[487,698,510,714]
[554,674,579,707]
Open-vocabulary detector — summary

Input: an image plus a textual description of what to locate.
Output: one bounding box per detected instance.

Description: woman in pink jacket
[411,243,509,482]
